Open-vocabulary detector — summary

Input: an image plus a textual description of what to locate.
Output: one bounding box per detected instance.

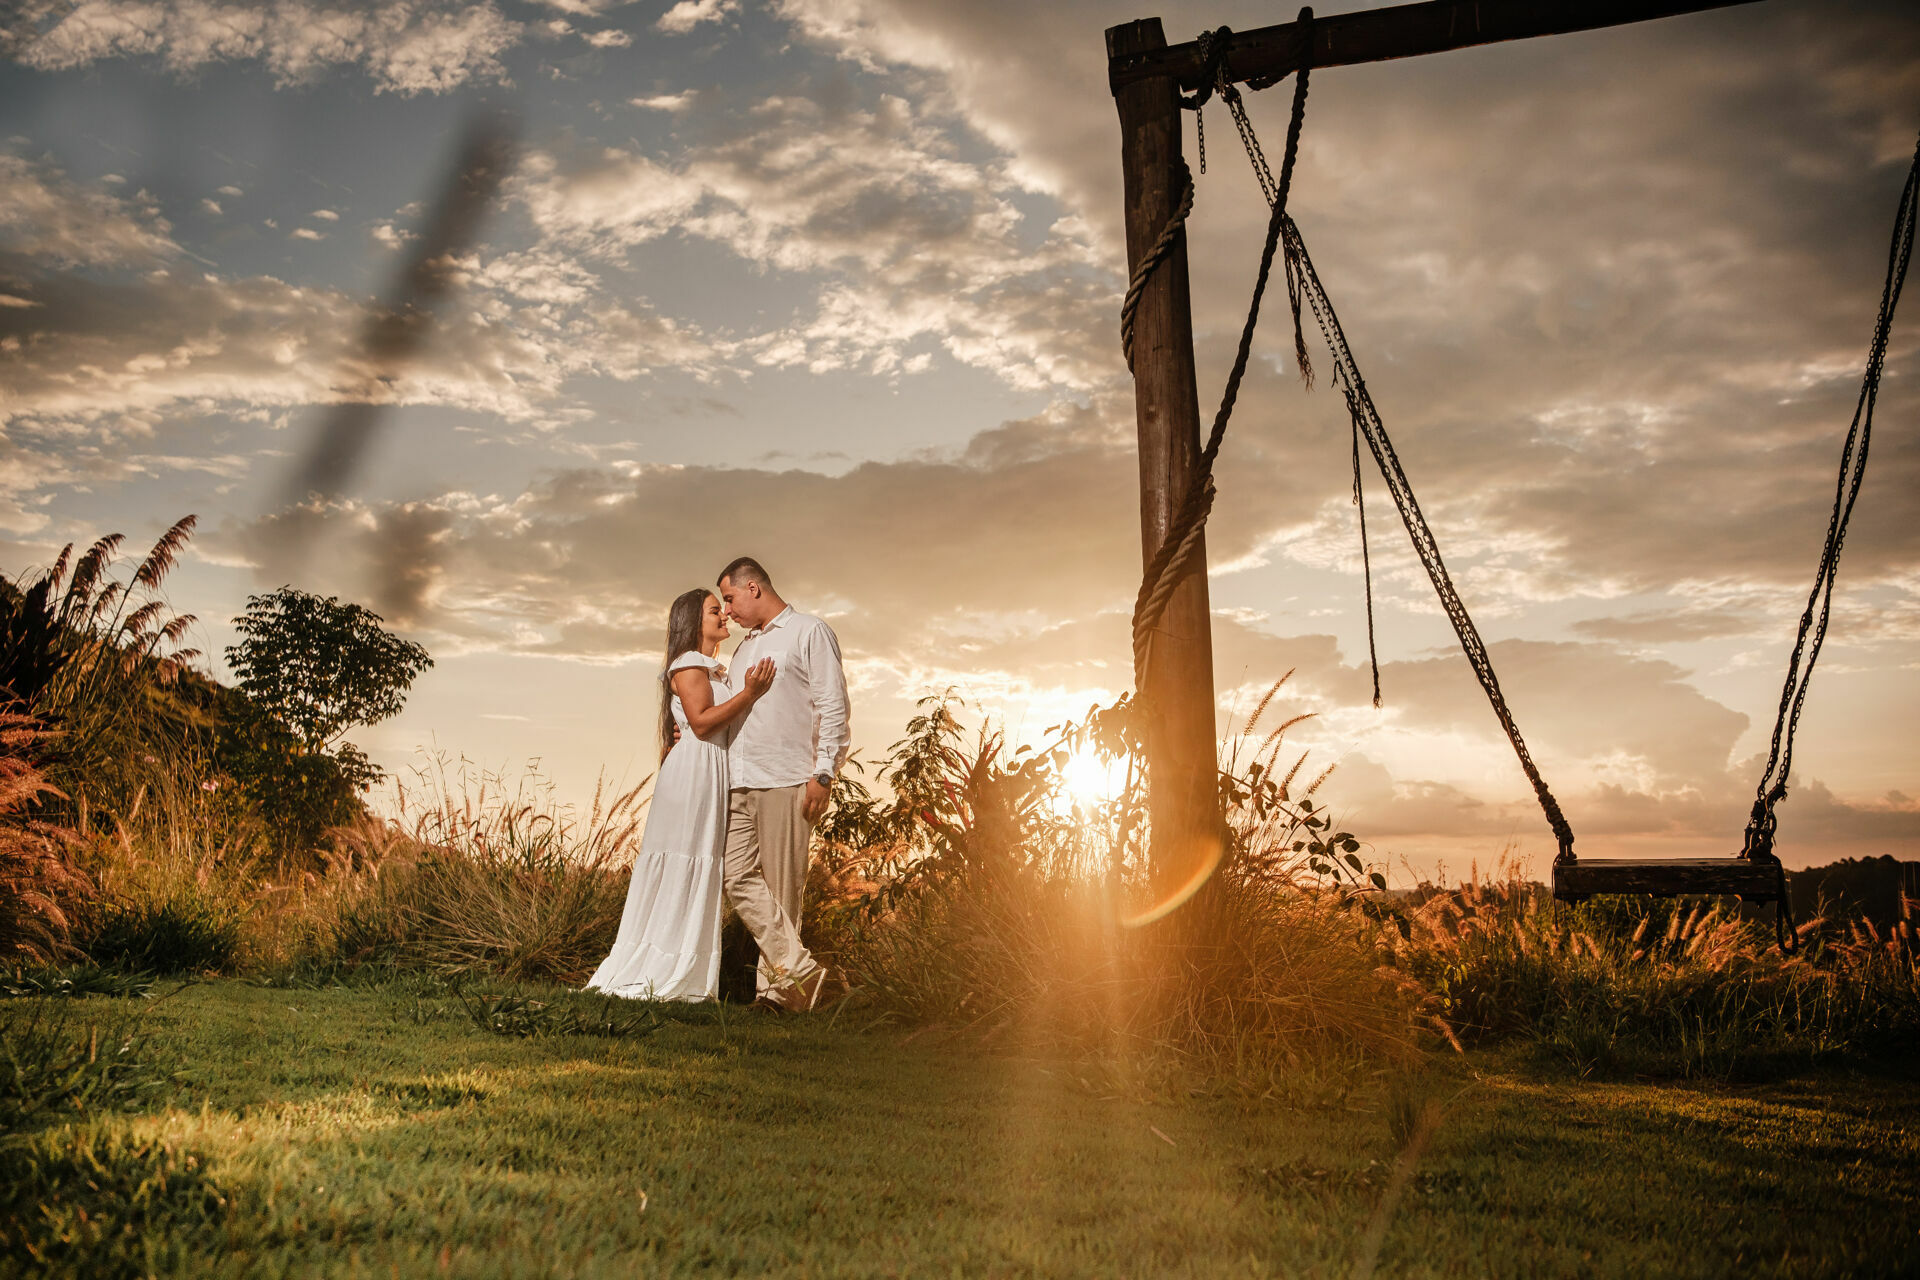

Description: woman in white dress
[586,589,774,1001]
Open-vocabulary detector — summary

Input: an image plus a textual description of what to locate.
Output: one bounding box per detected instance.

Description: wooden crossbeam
[1109,0,1766,94]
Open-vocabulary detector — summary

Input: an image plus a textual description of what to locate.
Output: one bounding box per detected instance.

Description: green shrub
[811,690,1423,1078]
[84,886,244,975]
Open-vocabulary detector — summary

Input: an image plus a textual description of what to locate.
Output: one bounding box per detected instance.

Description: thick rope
[1120,167,1194,374]
[1282,213,1577,862]
[1129,14,1313,690]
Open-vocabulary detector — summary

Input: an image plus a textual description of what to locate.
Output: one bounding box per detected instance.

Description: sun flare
[1053,745,1128,815]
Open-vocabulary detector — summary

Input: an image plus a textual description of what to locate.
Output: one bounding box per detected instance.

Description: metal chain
[1282,212,1578,862]
[1351,416,1382,708]
[1741,130,1919,950]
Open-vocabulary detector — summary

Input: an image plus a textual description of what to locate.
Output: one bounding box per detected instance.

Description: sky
[2,0,1917,881]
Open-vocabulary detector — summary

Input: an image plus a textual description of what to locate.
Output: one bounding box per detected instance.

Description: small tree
[225,587,432,756]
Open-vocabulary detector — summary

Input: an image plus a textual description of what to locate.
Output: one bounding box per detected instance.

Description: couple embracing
[586,556,848,1011]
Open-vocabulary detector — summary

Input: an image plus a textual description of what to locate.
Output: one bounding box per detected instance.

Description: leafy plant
[0,712,91,965]
[0,517,204,819]
[809,689,1421,1076]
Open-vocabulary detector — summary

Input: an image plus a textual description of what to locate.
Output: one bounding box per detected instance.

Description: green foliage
[85,885,244,976]
[212,684,371,854]
[0,1002,168,1136]
[810,690,1421,1075]
[451,986,665,1038]
[0,965,153,1001]
[225,586,431,753]
[0,1126,229,1279]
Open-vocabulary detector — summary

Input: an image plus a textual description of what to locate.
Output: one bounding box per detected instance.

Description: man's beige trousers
[724,783,816,989]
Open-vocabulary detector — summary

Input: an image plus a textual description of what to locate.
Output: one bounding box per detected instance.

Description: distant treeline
[1785,856,1918,931]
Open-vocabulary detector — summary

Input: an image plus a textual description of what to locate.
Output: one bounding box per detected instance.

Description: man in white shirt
[717,556,851,1007]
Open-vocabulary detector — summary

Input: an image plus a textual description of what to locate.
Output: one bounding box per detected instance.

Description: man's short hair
[717,556,772,591]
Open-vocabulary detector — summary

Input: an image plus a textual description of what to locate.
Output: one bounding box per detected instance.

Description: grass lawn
[5,978,1917,1278]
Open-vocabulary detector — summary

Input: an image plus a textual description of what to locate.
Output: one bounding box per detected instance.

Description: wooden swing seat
[1552,857,1782,904]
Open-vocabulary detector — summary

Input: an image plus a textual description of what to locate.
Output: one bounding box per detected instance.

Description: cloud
[289,227,324,240]
[13,1,524,95]
[656,0,737,36]
[0,248,727,531]
[584,28,631,48]
[630,92,691,112]
[0,153,177,265]
[207,407,1919,860]
[311,209,339,222]
[515,91,1114,389]
[222,400,1135,635]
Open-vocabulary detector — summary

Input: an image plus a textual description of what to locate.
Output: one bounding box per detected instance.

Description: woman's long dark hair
[659,588,714,761]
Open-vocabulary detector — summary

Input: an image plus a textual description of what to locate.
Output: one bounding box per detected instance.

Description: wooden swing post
[1104,0,1763,889]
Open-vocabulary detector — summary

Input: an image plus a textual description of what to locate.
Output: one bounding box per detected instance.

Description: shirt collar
[751,605,795,638]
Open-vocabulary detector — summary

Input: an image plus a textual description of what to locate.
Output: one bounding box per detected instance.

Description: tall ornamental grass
[0,713,91,965]
[1381,860,1920,1077]
[318,757,647,983]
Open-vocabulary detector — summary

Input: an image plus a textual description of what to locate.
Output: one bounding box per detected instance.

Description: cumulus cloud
[516,90,1114,389]
[13,0,524,94]
[0,153,177,265]
[0,247,727,532]
[656,0,737,36]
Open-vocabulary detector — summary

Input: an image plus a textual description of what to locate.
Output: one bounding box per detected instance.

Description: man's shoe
[773,967,829,1013]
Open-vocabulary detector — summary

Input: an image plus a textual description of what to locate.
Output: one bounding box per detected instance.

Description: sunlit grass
[2,980,1914,1278]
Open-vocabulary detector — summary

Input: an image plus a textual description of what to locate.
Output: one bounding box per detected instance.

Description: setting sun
[1054,744,1129,814]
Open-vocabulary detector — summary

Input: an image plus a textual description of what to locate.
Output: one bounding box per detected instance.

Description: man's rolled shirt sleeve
[808,623,851,777]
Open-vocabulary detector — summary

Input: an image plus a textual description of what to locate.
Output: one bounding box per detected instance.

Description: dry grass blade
[1242,670,1293,738]
[132,515,197,590]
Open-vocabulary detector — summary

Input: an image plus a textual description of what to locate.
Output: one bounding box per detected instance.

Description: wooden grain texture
[1108,17,1222,894]
[1553,858,1783,902]
[1108,0,1766,94]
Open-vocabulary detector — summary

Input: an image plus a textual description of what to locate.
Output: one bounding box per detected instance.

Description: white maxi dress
[585,651,731,1001]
